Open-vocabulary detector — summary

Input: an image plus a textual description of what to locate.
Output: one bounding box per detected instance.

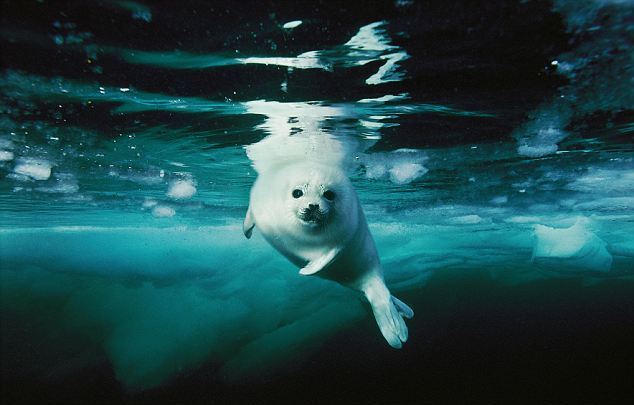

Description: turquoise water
[1,1,633,403]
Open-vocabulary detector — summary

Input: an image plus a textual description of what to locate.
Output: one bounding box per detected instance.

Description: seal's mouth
[299,206,326,225]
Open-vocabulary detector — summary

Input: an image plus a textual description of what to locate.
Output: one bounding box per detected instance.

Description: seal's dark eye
[323,190,335,201]
[292,189,303,199]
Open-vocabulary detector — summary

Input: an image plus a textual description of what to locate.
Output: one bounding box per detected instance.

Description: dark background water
[1,0,569,148]
[3,271,632,404]
[1,0,633,404]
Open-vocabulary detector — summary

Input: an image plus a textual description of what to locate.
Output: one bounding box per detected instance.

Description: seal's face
[285,169,341,229]
[291,185,336,227]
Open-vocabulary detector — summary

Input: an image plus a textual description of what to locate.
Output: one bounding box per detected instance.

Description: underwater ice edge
[0,0,633,391]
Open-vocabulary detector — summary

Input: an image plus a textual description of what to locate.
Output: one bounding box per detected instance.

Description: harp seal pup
[243,161,413,348]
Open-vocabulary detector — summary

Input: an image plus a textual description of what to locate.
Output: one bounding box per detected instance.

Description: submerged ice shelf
[533,218,613,273]
[1,202,633,388]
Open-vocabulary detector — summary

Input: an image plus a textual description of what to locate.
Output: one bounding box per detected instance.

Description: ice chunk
[365,51,410,85]
[505,216,544,224]
[142,198,158,208]
[166,179,197,199]
[239,56,326,70]
[532,218,612,272]
[514,100,572,158]
[152,205,175,218]
[574,197,634,212]
[517,143,558,158]
[344,21,397,52]
[567,167,634,193]
[282,20,302,29]
[0,150,14,161]
[447,215,484,225]
[13,158,52,180]
[361,149,428,185]
[608,242,634,258]
[36,173,79,194]
[357,93,409,103]
[388,162,427,185]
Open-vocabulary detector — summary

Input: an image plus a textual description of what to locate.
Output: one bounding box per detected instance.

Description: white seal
[243,161,413,348]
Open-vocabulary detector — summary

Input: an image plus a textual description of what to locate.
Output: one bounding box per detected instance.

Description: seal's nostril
[308,204,319,210]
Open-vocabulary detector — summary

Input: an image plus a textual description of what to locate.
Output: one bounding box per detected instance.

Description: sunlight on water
[120,21,410,85]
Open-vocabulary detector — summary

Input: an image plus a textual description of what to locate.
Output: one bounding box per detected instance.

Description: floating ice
[12,158,52,181]
[388,162,427,185]
[142,198,158,208]
[344,21,397,52]
[166,179,197,199]
[365,51,410,85]
[361,149,428,184]
[517,143,559,158]
[567,167,634,193]
[447,215,484,225]
[239,55,326,70]
[532,218,613,272]
[342,21,410,84]
[35,173,79,194]
[358,93,410,103]
[505,216,545,224]
[152,205,175,218]
[282,20,302,29]
[515,108,570,157]
[0,150,14,161]
[574,197,634,212]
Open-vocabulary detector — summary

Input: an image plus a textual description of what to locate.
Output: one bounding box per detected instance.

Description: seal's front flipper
[243,205,255,239]
[299,247,341,275]
[364,279,413,349]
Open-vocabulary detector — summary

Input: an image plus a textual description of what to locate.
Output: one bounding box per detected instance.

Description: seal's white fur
[244,161,413,348]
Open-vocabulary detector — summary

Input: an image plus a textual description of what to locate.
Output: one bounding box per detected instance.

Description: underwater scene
[1,0,633,403]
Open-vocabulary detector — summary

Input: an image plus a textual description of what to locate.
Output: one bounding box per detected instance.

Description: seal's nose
[308,203,319,210]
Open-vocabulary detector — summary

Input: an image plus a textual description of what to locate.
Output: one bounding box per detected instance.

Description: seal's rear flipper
[243,205,255,239]
[392,296,414,319]
[365,280,413,349]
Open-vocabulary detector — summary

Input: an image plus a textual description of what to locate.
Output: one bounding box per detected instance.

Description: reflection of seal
[244,162,413,348]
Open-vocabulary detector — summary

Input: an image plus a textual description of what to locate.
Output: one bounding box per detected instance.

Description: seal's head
[290,184,335,227]
[282,164,352,230]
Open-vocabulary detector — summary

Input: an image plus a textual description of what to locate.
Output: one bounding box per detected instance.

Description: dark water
[1,0,633,403]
